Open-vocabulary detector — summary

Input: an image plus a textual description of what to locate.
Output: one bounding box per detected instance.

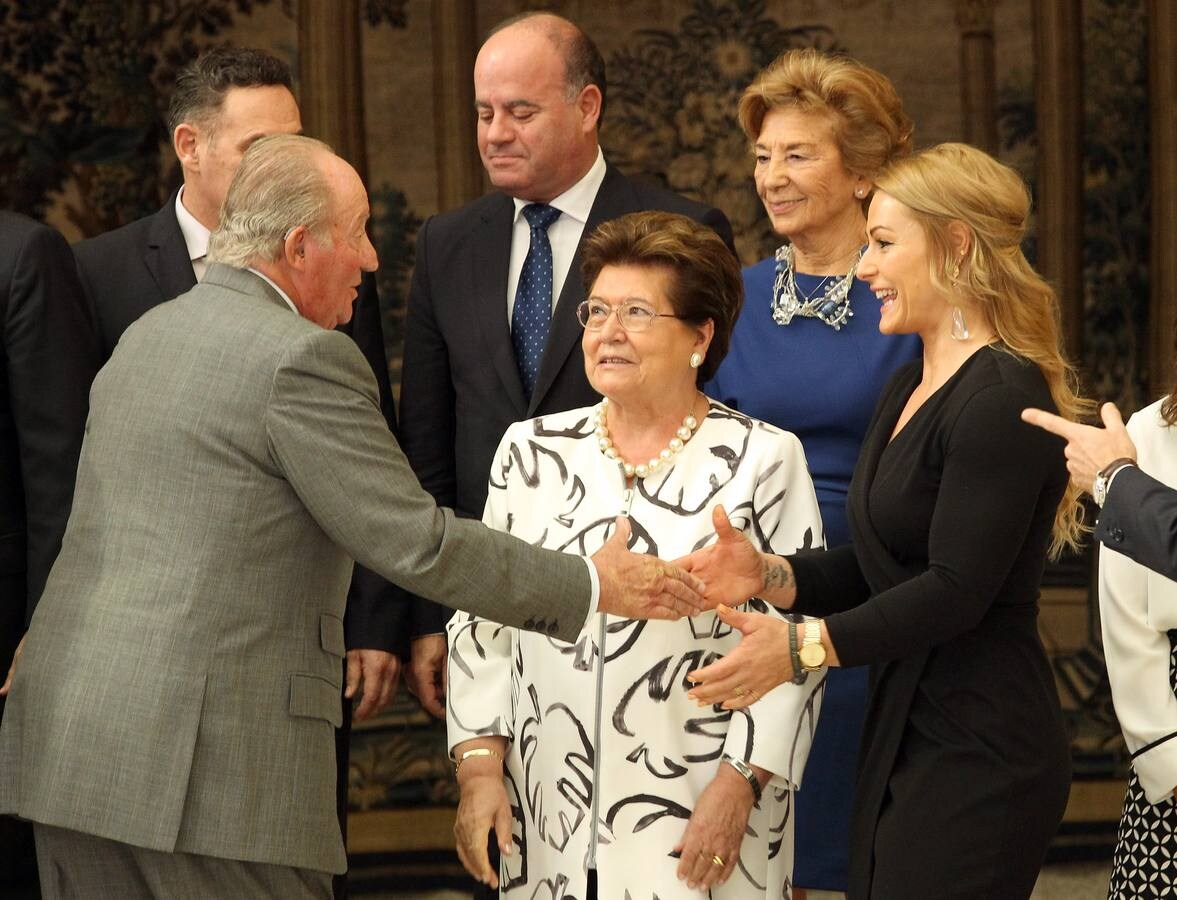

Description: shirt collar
[174,185,211,264]
[246,267,300,315]
[512,146,606,225]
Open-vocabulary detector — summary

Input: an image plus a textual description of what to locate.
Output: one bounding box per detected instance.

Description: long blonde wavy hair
[874,143,1092,557]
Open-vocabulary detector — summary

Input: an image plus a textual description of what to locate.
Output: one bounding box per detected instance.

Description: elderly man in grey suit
[0,134,706,899]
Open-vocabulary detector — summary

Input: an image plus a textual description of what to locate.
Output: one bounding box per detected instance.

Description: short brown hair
[580,212,741,383]
[167,46,294,136]
[739,49,912,187]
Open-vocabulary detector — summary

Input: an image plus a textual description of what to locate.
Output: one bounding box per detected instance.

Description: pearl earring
[689,352,703,369]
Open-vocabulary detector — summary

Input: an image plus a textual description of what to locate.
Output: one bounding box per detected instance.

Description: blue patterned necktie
[512,203,562,399]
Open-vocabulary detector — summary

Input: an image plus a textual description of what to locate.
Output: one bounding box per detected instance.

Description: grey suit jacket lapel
[145,192,198,303]
[529,164,634,414]
[475,196,528,415]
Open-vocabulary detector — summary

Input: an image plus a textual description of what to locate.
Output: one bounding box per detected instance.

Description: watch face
[799,642,826,669]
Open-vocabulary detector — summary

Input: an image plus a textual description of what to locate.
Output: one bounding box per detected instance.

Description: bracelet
[787,618,807,685]
[453,747,503,775]
[721,753,763,804]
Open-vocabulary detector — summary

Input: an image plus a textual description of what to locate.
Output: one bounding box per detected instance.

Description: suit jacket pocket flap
[289,673,343,727]
[319,613,346,657]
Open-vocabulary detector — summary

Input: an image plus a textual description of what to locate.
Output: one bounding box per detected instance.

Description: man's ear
[174,123,200,170]
[283,226,309,268]
[577,84,602,134]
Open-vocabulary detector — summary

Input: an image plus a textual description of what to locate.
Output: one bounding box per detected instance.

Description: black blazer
[0,212,100,624]
[399,162,735,633]
[1098,465,1177,581]
[72,194,410,654]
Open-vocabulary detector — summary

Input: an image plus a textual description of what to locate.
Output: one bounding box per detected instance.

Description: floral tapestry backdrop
[602,0,839,263]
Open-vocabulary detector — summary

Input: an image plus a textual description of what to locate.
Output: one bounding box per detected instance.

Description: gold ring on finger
[711,854,724,867]
[733,684,748,697]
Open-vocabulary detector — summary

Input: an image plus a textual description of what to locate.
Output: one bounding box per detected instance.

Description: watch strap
[1094,457,1135,507]
[787,619,807,684]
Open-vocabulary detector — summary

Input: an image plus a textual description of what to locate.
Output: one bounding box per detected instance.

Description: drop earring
[689,352,703,369]
[950,306,970,341]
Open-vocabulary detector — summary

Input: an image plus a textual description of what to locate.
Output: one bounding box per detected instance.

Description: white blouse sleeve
[445,425,522,754]
[721,429,826,788]
[1099,409,1177,804]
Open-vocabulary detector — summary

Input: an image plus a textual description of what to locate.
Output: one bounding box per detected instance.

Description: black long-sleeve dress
[789,344,1072,900]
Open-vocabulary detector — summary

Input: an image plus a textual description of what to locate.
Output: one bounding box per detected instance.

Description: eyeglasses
[576,299,685,332]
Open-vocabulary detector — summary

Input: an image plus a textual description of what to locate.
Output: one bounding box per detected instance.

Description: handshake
[590,506,774,621]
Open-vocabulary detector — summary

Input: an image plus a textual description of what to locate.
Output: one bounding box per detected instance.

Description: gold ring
[711,854,725,867]
[733,684,748,697]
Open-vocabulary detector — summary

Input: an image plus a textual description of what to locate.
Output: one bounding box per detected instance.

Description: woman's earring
[949,260,960,286]
[689,352,703,369]
[950,306,970,341]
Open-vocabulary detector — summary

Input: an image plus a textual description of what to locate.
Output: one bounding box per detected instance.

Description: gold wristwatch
[798,621,826,672]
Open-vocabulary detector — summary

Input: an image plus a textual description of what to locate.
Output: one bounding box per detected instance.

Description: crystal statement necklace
[770,244,863,331]
[594,396,701,479]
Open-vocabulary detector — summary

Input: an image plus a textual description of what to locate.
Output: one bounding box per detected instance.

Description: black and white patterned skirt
[1108,629,1177,898]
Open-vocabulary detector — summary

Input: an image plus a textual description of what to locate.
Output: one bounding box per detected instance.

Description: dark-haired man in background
[70,47,405,897]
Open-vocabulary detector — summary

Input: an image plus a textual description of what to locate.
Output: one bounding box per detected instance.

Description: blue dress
[707,256,921,890]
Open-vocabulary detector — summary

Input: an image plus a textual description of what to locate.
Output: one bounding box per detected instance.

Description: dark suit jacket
[399,162,735,633]
[72,193,409,654]
[1098,465,1177,582]
[0,212,100,633]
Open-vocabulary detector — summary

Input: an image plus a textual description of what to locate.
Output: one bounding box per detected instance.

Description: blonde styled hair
[739,48,913,187]
[874,142,1092,556]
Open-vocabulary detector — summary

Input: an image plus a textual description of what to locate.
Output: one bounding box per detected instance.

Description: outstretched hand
[592,517,710,620]
[672,506,767,607]
[686,604,794,709]
[1022,402,1137,492]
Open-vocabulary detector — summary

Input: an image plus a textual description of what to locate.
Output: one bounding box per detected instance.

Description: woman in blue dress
[707,49,919,896]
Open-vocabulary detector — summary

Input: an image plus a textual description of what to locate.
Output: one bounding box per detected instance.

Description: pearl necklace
[594,397,701,479]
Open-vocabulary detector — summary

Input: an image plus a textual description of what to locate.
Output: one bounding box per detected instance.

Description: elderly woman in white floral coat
[446,212,825,899]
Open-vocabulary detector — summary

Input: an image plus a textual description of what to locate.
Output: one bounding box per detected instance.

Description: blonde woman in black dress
[679,143,1088,899]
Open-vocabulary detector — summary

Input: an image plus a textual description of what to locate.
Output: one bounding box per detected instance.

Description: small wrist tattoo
[762,559,794,591]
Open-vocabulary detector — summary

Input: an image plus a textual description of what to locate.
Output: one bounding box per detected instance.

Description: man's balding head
[474,14,605,203]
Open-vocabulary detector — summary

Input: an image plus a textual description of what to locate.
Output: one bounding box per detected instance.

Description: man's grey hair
[207,134,335,269]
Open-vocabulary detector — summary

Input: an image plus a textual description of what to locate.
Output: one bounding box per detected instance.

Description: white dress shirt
[1099,396,1177,803]
[175,186,212,282]
[505,146,607,323]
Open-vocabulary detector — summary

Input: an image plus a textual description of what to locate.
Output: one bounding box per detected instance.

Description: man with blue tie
[398,11,735,724]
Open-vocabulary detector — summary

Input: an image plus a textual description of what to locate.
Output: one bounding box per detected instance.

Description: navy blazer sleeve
[1098,466,1177,582]
[1,214,101,621]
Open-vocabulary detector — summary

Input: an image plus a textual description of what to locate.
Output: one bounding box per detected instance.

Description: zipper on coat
[588,477,634,869]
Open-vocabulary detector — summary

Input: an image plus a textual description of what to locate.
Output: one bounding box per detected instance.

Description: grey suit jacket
[1098,465,1177,581]
[0,265,590,874]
